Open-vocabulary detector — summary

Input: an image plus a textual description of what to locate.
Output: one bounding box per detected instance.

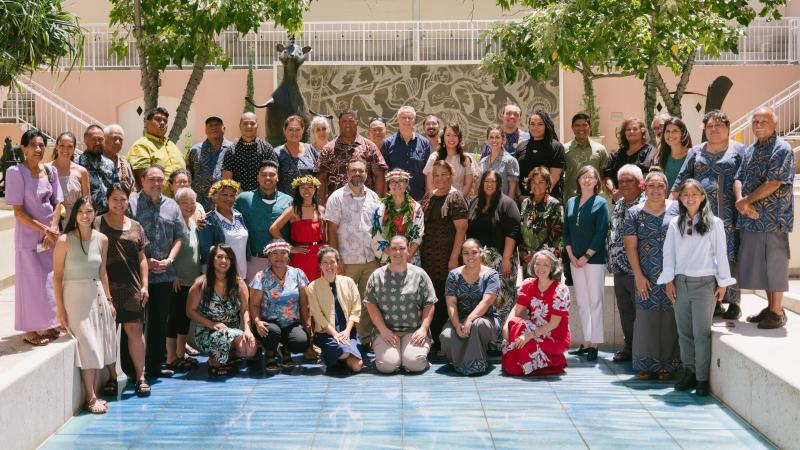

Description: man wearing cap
[187,116,234,210]
[381,106,431,201]
[364,235,437,373]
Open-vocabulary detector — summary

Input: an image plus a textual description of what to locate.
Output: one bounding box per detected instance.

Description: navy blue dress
[314,282,362,366]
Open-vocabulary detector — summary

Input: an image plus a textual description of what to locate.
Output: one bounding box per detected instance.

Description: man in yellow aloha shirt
[127,106,186,194]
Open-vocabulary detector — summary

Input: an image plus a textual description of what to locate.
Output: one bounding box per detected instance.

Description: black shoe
[586,347,598,361]
[674,371,697,391]
[713,302,724,317]
[722,303,741,320]
[695,380,710,396]
[746,307,769,323]
[757,310,787,329]
[569,345,589,355]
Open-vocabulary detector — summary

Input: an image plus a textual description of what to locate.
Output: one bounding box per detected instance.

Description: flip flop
[135,380,151,397]
[23,334,50,346]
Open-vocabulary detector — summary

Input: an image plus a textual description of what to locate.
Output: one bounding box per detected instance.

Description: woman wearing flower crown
[199,179,249,279]
[269,175,326,280]
[370,168,425,265]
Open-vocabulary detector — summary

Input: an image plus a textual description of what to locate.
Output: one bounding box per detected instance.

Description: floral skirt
[481,246,519,345]
[195,326,244,364]
[501,317,568,376]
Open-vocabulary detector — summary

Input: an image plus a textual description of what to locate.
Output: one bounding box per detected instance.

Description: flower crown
[291,175,321,189]
[385,169,411,182]
[263,240,292,255]
[208,179,241,197]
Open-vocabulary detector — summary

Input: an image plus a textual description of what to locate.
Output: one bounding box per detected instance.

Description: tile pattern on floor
[40,352,774,449]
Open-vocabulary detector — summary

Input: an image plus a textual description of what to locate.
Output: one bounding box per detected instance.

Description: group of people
[8,100,794,414]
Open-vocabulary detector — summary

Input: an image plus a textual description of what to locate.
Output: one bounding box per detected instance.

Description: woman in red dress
[269,175,326,281]
[502,249,571,375]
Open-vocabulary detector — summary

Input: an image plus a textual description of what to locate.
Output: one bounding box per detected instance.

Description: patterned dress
[623,202,681,373]
[672,142,743,303]
[519,195,563,277]
[502,278,570,376]
[195,290,244,364]
[440,268,499,375]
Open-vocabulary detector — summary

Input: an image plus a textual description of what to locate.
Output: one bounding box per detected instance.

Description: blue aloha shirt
[127,192,188,284]
[608,192,644,274]
[77,151,119,213]
[249,266,309,327]
[735,134,796,233]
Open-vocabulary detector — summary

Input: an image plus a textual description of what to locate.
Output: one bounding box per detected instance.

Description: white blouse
[216,210,249,279]
[657,215,736,287]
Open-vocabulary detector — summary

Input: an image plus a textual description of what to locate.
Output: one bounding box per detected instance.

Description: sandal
[23,334,50,346]
[166,357,193,371]
[209,363,233,376]
[135,380,151,397]
[281,348,297,369]
[86,400,108,414]
[613,351,632,362]
[657,371,673,381]
[638,371,655,380]
[303,346,319,362]
[102,379,118,396]
[41,328,63,340]
[183,355,199,367]
[265,359,280,374]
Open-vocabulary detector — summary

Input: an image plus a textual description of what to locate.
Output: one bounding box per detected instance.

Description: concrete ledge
[0,336,83,450]
[567,276,625,347]
[751,282,800,317]
[710,294,800,450]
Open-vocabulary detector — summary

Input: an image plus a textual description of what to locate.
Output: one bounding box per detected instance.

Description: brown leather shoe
[746,307,769,323]
[722,303,741,320]
[757,310,787,329]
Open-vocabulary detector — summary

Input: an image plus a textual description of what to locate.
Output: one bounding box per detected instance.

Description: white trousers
[571,263,605,344]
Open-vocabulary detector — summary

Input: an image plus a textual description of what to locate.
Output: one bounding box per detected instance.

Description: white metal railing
[730,80,800,145]
[0,79,104,145]
[73,18,799,69]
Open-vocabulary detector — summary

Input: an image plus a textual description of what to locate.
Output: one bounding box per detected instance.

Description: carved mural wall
[282,64,560,152]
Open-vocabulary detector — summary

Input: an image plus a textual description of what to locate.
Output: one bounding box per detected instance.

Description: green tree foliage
[0,0,83,87]
[483,0,786,141]
[109,0,310,142]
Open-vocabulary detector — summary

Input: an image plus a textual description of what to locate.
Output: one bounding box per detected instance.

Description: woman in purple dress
[6,129,64,345]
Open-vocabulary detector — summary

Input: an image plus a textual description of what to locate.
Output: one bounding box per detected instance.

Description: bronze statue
[246,36,330,146]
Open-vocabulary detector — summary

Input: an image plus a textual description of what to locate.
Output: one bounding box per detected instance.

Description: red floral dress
[502,278,571,375]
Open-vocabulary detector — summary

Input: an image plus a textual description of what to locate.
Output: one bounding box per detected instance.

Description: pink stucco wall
[561,65,800,147]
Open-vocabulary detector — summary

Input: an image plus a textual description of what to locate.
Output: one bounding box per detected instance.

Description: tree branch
[168,45,210,143]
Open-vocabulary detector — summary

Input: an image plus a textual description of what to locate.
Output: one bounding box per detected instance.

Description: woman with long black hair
[467,169,521,346]
[53,196,117,413]
[516,109,566,201]
[186,244,257,376]
[659,179,734,396]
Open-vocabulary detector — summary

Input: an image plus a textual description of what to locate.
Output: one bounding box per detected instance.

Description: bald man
[221,112,278,192]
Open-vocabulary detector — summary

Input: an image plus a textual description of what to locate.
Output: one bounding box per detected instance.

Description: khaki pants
[373,331,430,373]
[344,260,381,340]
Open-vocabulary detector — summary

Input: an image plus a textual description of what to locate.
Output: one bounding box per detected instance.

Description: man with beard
[325,158,382,345]
[127,106,186,194]
[222,112,279,192]
[78,124,118,213]
[317,109,387,199]
[422,115,441,153]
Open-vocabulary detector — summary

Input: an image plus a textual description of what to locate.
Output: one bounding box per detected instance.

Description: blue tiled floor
[41,351,774,449]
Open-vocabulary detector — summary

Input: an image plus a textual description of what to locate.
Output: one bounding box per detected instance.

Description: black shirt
[466,194,521,251]
[222,138,279,192]
[516,138,566,200]
[603,143,656,188]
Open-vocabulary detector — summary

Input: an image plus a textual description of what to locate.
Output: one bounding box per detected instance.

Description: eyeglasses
[686,225,693,236]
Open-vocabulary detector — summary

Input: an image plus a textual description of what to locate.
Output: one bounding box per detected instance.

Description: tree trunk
[134,0,158,121]
[168,46,210,144]
[579,64,600,136]
[652,53,695,119]
[643,65,659,146]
